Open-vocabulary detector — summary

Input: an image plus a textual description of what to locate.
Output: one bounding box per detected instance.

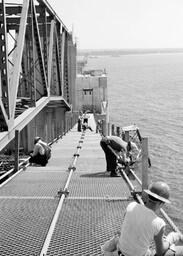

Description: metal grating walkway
[0,120,139,256]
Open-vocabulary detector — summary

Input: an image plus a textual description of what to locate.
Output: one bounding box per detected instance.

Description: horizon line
[78,47,183,51]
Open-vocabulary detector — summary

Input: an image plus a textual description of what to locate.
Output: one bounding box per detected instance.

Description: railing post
[122,131,125,140]
[61,122,64,137]
[107,122,111,136]
[125,131,129,142]
[142,137,149,190]
[71,116,73,128]
[69,117,71,131]
[14,130,20,172]
[102,119,106,136]
[65,116,67,133]
[111,124,115,135]
[116,126,120,137]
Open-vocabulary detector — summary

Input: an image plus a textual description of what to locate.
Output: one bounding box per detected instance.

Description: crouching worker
[29,137,51,166]
[117,181,183,256]
[100,135,139,177]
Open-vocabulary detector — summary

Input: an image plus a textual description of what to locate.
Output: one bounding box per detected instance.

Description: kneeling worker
[100,135,139,177]
[29,137,51,166]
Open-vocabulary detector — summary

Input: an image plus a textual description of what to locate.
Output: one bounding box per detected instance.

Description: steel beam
[32,0,48,93]
[9,0,30,123]
[61,29,66,97]
[47,20,55,94]
[36,0,68,31]
[0,0,10,129]
[0,95,71,151]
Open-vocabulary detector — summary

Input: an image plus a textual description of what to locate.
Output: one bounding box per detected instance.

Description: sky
[49,0,183,50]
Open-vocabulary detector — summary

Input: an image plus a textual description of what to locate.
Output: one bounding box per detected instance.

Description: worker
[82,122,93,131]
[82,112,90,124]
[118,181,183,256]
[29,137,51,166]
[100,135,139,177]
[77,115,82,132]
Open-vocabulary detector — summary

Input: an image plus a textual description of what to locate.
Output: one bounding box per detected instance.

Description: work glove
[166,232,183,245]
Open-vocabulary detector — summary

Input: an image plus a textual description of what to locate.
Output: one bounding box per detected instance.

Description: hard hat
[144,181,170,204]
[34,136,41,144]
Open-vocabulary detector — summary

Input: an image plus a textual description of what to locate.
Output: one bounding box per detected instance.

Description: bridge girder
[0,0,76,151]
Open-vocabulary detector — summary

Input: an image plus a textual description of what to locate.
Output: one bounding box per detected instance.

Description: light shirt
[118,201,166,256]
[130,141,139,161]
[32,142,45,156]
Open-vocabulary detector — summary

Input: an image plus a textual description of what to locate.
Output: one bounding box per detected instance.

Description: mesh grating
[47,157,74,169]
[69,172,131,198]
[0,171,68,197]
[47,199,129,256]
[0,128,138,255]
[0,198,58,256]
[78,149,104,156]
[76,158,106,173]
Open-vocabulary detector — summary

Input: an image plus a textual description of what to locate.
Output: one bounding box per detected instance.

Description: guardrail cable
[0,127,78,186]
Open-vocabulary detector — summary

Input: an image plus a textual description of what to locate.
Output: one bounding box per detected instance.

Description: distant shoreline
[77,48,183,56]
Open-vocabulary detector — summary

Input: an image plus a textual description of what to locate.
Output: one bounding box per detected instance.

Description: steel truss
[0,0,76,150]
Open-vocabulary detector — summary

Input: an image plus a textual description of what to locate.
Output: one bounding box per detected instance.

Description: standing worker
[77,115,82,132]
[100,135,139,177]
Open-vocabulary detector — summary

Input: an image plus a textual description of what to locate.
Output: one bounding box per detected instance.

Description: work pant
[77,119,82,131]
[83,118,88,124]
[29,153,48,166]
[100,137,117,174]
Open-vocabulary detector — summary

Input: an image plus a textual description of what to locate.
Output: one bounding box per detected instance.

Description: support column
[116,127,120,137]
[141,137,149,190]
[125,131,129,142]
[14,130,20,172]
[111,124,115,135]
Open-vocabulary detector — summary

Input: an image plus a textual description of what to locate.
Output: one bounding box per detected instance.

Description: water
[85,53,183,231]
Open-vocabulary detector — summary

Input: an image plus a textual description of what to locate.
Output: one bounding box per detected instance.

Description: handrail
[0,121,79,186]
[108,144,144,205]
